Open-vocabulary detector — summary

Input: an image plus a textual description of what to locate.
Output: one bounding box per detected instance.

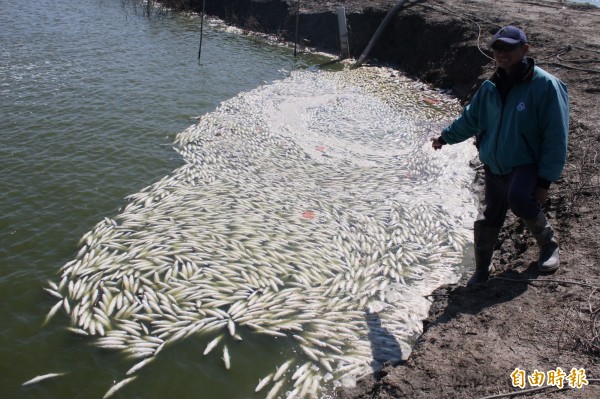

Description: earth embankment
[160,1,600,397]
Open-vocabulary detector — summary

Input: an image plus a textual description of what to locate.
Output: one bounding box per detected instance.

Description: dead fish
[43,300,64,326]
[222,345,230,369]
[265,379,284,399]
[203,334,223,355]
[255,373,273,392]
[273,359,293,381]
[22,372,66,387]
[102,376,137,399]
[126,357,155,376]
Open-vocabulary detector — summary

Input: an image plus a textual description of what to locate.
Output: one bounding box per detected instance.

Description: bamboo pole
[352,0,409,68]
[198,0,206,60]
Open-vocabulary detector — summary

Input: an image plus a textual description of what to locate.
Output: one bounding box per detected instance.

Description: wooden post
[337,5,350,59]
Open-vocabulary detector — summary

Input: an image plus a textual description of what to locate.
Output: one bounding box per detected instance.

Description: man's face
[491,42,529,71]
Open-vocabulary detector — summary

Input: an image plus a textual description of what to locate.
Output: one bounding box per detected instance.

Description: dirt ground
[336,1,600,398]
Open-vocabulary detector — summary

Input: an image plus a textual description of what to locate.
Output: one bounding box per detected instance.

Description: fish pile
[42,66,477,398]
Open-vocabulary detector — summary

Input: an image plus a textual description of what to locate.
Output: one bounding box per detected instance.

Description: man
[431,26,569,285]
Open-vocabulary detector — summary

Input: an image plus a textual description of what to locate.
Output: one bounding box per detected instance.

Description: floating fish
[102,376,137,399]
[203,335,223,356]
[22,372,66,387]
[45,66,477,399]
[222,345,230,370]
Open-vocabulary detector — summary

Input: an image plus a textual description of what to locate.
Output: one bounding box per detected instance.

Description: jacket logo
[517,101,526,111]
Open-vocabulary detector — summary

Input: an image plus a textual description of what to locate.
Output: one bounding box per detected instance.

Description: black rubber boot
[467,220,501,286]
[523,212,560,272]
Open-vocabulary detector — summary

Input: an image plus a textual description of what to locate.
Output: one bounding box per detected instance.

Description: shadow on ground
[423,264,539,331]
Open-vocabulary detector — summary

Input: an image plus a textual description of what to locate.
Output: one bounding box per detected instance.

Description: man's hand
[534,187,548,205]
[431,137,444,151]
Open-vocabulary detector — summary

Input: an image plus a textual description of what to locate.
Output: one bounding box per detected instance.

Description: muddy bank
[161,1,600,398]
[162,0,494,99]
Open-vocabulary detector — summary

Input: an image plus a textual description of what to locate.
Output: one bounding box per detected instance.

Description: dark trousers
[482,164,540,228]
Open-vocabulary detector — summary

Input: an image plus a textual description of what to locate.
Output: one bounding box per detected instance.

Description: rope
[423,2,494,61]
[478,385,567,399]
[478,378,600,399]
[490,276,600,291]
[473,20,494,61]
[572,45,600,54]
[536,61,600,74]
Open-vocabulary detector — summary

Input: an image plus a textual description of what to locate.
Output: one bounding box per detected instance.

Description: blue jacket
[441,60,569,184]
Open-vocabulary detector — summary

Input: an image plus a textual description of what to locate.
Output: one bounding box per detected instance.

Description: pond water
[0,1,478,398]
